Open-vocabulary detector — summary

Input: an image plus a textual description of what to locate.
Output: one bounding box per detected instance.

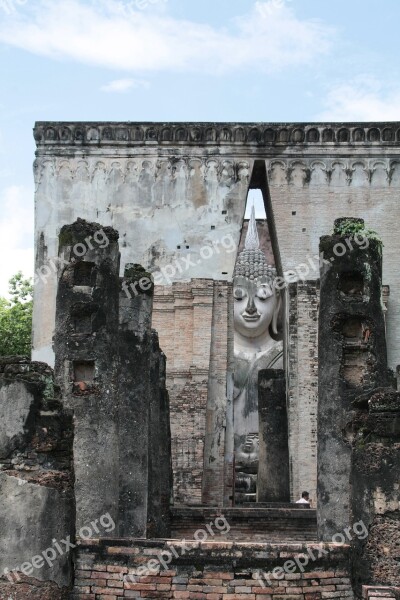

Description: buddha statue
[233,207,283,503]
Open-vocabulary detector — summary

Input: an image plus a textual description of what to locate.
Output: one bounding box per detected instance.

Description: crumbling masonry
[0,122,399,599]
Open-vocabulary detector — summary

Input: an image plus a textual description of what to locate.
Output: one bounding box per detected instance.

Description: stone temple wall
[32,121,400,505]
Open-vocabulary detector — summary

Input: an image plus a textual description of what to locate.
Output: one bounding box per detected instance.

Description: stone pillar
[54,221,171,539]
[224,286,235,507]
[148,331,172,537]
[118,264,154,538]
[257,369,290,502]
[54,219,121,535]
[317,218,389,540]
[202,282,231,506]
[351,388,400,595]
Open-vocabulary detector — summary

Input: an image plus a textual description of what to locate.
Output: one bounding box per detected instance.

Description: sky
[0,0,400,295]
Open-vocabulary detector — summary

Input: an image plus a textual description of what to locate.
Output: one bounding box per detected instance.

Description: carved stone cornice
[34,122,400,149]
[266,158,398,187]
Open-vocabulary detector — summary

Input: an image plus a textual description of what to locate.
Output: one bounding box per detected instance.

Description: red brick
[91,578,107,586]
[107,580,123,588]
[124,583,157,591]
[91,571,108,579]
[107,565,128,573]
[222,595,256,600]
[92,587,124,596]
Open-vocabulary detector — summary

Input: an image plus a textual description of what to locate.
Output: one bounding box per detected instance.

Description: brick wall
[170,507,317,542]
[73,539,354,599]
[287,282,319,503]
[152,281,231,506]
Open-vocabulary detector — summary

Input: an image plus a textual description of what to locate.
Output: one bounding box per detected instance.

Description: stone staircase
[171,505,317,542]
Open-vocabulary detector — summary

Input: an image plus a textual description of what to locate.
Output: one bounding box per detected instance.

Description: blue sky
[0,0,399,295]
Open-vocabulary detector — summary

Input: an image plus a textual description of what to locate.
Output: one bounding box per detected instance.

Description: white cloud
[317,76,400,121]
[0,0,334,74]
[0,185,34,297]
[101,78,150,93]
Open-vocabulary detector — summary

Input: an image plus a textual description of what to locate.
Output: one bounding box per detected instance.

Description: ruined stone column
[257,369,290,502]
[350,388,400,595]
[54,222,172,539]
[148,331,172,537]
[54,219,121,535]
[118,264,154,538]
[119,264,172,538]
[202,281,231,506]
[318,218,389,541]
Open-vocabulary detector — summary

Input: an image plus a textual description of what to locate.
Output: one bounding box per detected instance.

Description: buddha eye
[234,287,246,301]
[256,286,273,301]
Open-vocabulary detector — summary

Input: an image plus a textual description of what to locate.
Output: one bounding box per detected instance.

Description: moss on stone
[333,217,382,244]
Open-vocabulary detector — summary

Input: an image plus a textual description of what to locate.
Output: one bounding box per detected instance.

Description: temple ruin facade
[0,122,399,599]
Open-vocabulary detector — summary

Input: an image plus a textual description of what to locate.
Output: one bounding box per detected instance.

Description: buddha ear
[271,290,282,336]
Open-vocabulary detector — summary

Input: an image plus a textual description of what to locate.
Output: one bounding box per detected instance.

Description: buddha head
[234,207,281,342]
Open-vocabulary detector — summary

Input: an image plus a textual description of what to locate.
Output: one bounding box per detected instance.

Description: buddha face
[234,275,278,339]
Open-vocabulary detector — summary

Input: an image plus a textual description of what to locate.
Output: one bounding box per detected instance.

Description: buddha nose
[245,296,257,315]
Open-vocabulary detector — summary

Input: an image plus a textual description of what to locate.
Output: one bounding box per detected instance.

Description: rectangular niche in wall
[338,271,365,301]
[73,262,96,287]
[73,360,95,384]
[73,314,92,334]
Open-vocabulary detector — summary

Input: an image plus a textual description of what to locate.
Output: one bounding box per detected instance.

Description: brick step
[171,506,317,542]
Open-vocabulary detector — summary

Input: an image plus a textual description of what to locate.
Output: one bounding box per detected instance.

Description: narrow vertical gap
[232,160,288,505]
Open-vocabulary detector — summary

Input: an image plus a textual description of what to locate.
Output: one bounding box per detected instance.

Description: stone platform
[171,506,317,542]
[73,538,353,599]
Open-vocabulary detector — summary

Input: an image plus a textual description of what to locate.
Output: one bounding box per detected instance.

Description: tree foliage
[0,272,33,357]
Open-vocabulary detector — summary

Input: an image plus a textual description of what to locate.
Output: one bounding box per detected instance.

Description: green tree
[0,272,33,357]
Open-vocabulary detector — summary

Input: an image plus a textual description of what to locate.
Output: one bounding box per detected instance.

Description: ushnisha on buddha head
[233,207,281,343]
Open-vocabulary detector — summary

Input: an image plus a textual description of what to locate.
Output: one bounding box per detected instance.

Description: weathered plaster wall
[267,153,400,371]
[33,124,252,365]
[32,122,400,509]
[33,122,400,374]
